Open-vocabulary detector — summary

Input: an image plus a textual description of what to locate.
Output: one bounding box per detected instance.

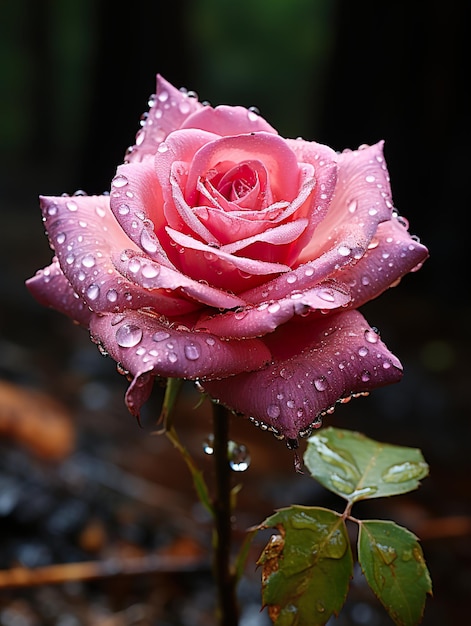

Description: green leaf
[304,427,429,503]
[358,520,432,625]
[256,506,353,625]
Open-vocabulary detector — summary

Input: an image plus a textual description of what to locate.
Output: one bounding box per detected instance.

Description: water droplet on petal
[152,330,170,342]
[168,352,178,363]
[82,254,95,268]
[106,289,118,303]
[267,404,281,419]
[56,232,66,244]
[112,174,129,188]
[86,284,100,300]
[313,376,328,392]
[116,324,143,348]
[184,344,200,361]
[364,329,379,343]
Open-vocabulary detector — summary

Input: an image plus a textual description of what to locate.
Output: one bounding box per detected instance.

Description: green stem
[212,402,239,626]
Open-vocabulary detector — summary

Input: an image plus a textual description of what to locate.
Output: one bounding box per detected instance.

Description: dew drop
[202,435,214,455]
[360,370,371,382]
[168,352,178,363]
[140,228,158,253]
[66,201,78,212]
[381,461,428,483]
[358,346,369,357]
[267,302,281,314]
[347,200,357,214]
[338,245,351,257]
[364,329,379,343]
[56,232,66,244]
[228,441,251,472]
[157,142,169,153]
[318,288,335,302]
[313,376,328,392]
[82,254,95,268]
[152,330,170,342]
[267,404,281,419]
[86,284,100,301]
[116,324,143,348]
[112,174,129,188]
[184,344,200,361]
[118,204,130,216]
[106,289,118,303]
[286,274,297,284]
[142,264,160,278]
[365,174,375,183]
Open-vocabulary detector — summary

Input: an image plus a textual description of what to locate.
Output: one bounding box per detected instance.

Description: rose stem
[212,402,239,626]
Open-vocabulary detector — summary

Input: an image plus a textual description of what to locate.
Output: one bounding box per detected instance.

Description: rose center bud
[198,159,269,212]
[218,162,257,201]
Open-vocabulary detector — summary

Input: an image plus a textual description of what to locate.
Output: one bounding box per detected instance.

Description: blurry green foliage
[186,0,337,138]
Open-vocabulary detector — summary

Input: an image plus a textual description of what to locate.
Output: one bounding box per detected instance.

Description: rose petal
[166,227,291,277]
[203,310,402,445]
[39,194,193,316]
[340,217,429,308]
[26,259,92,326]
[185,133,301,204]
[125,75,204,164]
[195,280,351,339]
[113,249,246,310]
[180,104,278,136]
[89,309,272,416]
[297,141,393,264]
[109,161,173,265]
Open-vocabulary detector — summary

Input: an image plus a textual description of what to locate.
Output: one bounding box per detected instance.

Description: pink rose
[26,75,428,448]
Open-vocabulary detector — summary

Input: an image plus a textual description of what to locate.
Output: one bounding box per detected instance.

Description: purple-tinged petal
[195,280,351,339]
[89,309,272,416]
[39,194,193,316]
[180,104,278,136]
[297,141,394,265]
[113,249,245,310]
[26,259,92,326]
[340,218,429,308]
[125,75,204,164]
[202,310,402,445]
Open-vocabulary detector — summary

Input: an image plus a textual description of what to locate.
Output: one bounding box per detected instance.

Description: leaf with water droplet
[304,427,429,503]
[358,520,432,625]
[256,505,353,625]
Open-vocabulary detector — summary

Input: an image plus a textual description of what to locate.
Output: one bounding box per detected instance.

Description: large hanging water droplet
[115,323,143,348]
[202,434,214,455]
[228,441,251,472]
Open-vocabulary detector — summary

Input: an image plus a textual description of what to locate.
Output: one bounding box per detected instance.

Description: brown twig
[0,553,208,589]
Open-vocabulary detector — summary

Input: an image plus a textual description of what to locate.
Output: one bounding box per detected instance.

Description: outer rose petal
[202,310,402,446]
[297,142,394,265]
[180,104,278,136]
[125,75,204,164]
[340,218,429,308]
[39,194,194,316]
[195,280,351,339]
[26,259,92,326]
[89,310,271,416]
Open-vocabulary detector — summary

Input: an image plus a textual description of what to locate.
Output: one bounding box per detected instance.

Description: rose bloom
[27,75,428,449]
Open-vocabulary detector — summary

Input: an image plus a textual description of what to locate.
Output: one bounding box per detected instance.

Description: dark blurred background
[0,1,469,625]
